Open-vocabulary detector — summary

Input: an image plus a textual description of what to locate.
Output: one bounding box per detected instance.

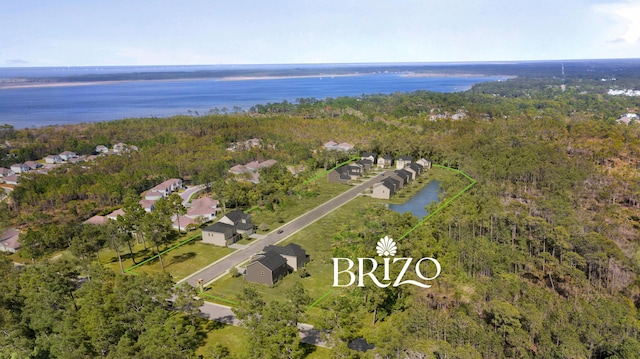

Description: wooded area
[1,70,640,358]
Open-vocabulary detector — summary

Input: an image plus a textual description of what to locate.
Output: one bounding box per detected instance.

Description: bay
[389,180,441,219]
[0,67,503,129]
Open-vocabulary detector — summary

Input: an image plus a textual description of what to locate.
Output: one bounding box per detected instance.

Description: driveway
[179,171,391,287]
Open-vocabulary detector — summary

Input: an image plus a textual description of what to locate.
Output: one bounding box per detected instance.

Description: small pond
[388,180,441,219]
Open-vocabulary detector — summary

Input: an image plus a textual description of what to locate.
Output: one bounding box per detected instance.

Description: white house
[45,155,62,164]
[59,151,77,161]
[10,163,30,173]
[0,167,14,177]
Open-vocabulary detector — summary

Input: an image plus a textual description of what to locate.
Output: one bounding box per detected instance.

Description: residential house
[327,166,353,183]
[139,199,156,212]
[416,158,432,169]
[337,142,354,151]
[24,161,41,169]
[2,175,19,185]
[396,156,413,169]
[0,229,20,253]
[324,140,354,152]
[84,215,108,225]
[357,159,373,172]
[186,197,218,221]
[59,151,77,161]
[388,172,406,189]
[10,163,30,173]
[172,216,196,232]
[229,164,247,175]
[201,222,239,246]
[219,210,254,235]
[106,208,125,220]
[262,244,309,271]
[371,178,397,199]
[229,160,278,183]
[95,145,109,153]
[328,164,364,183]
[0,167,14,177]
[113,143,128,153]
[323,141,338,150]
[145,178,183,200]
[617,113,639,125]
[245,251,289,285]
[393,169,412,186]
[44,155,62,164]
[361,152,377,164]
[377,155,394,168]
[404,163,424,180]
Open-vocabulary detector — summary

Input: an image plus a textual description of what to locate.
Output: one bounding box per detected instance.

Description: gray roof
[397,155,413,161]
[254,251,288,271]
[203,222,236,235]
[381,155,394,160]
[357,159,373,166]
[264,243,306,258]
[394,169,411,180]
[361,152,377,158]
[381,177,399,189]
[225,210,250,223]
[407,162,423,171]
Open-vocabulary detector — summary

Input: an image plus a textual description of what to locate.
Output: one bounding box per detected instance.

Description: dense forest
[1,66,640,358]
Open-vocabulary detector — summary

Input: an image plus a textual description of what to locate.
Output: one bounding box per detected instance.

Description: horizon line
[2,57,640,69]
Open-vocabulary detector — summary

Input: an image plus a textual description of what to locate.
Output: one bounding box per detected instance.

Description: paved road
[180,184,206,206]
[179,171,390,287]
[199,302,327,347]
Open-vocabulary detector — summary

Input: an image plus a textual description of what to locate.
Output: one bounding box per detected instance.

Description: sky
[1,0,639,67]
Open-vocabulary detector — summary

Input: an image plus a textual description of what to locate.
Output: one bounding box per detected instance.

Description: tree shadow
[169,252,196,265]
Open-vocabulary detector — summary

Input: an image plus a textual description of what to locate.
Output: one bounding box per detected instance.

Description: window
[261,271,264,276]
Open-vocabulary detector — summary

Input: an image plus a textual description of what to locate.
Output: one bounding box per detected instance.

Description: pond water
[388,180,441,219]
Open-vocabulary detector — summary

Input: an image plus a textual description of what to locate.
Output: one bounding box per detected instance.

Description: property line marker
[307,290,334,310]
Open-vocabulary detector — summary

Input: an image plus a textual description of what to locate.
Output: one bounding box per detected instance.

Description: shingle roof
[263,243,306,258]
[225,210,249,223]
[254,251,287,271]
[203,222,236,235]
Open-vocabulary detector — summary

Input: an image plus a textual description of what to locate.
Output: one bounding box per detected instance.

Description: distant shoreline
[0,72,506,90]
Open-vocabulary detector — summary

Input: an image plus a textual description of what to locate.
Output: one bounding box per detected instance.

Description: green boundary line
[124,233,201,273]
[397,164,476,240]
[307,290,334,310]
[304,156,359,184]
[194,163,476,311]
[199,292,238,305]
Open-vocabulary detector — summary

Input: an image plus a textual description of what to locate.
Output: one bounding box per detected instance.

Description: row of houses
[328,152,432,184]
[371,162,427,199]
[1,143,138,187]
[86,178,218,232]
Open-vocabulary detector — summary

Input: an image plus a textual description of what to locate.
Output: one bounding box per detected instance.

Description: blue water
[389,180,441,219]
[0,66,503,129]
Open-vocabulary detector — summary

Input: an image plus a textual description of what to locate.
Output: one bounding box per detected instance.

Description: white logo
[376,236,397,257]
[333,236,441,288]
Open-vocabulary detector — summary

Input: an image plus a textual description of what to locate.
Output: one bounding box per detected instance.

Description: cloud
[5,59,29,65]
[594,1,640,44]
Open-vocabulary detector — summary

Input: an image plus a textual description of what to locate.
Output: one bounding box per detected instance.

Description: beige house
[202,222,238,246]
